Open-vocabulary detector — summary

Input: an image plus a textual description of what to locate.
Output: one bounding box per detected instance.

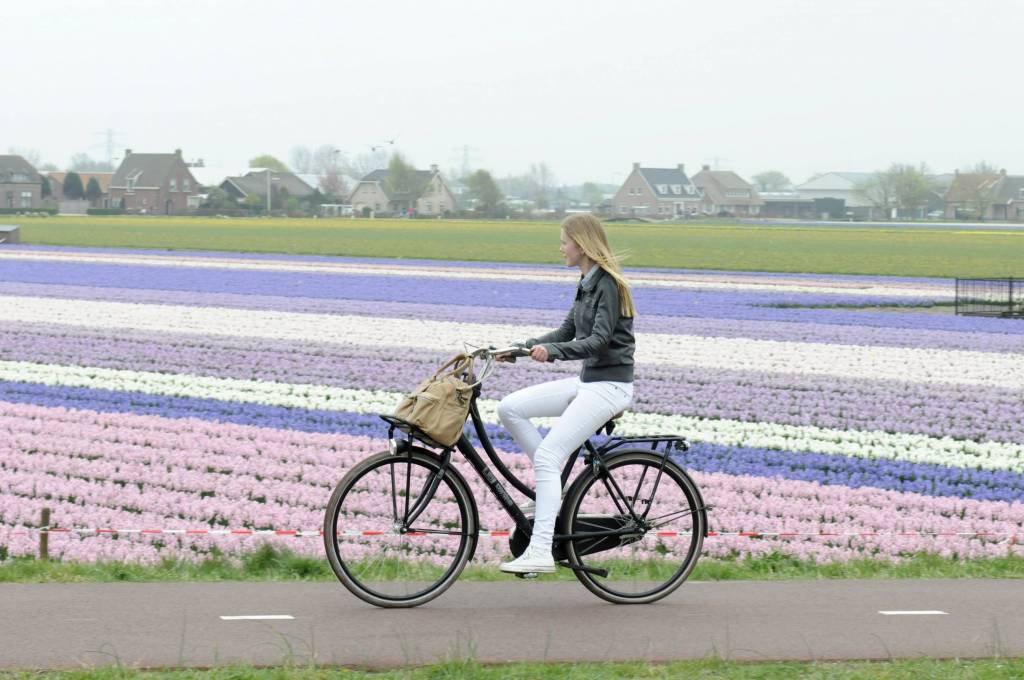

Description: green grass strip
[3,658,1024,679]
[2,545,1022,583]
[14,215,1024,278]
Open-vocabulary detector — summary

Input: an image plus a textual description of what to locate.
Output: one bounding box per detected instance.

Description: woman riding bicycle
[496,213,637,574]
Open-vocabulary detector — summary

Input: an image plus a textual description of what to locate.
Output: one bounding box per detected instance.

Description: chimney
[633,162,641,170]
[677,163,686,173]
[125,149,132,157]
[701,164,710,171]
[430,164,439,173]
[1001,168,1007,175]
[174,148,182,157]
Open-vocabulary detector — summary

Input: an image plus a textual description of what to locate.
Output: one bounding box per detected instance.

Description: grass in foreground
[3,658,1024,679]
[2,545,1022,583]
[15,215,1024,278]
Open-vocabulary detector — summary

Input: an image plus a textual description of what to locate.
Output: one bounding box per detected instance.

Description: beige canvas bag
[393,353,475,446]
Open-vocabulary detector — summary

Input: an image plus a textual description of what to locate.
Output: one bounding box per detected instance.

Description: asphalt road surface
[1,580,1021,669]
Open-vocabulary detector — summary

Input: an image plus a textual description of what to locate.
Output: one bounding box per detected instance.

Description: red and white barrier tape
[5,527,1021,540]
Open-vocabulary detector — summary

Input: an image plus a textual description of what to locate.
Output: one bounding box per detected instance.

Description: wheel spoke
[324,452,474,607]
[563,452,704,604]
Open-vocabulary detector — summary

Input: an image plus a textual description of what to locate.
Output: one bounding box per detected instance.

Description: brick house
[991,174,1024,221]
[0,155,43,209]
[349,164,456,217]
[690,165,765,216]
[47,171,114,207]
[108,149,199,214]
[612,163,701,218]
[945,169,1023,220]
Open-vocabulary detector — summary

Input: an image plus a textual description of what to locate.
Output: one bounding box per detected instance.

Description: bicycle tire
[561,449,705,604]
[323,449,478,608]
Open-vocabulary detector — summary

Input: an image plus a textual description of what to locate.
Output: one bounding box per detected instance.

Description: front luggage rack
[379,414,451,451]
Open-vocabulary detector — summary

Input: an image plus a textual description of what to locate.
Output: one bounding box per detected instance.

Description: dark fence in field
[955,278,1023,317]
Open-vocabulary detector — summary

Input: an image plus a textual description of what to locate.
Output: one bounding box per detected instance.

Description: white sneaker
[500,545,556,574]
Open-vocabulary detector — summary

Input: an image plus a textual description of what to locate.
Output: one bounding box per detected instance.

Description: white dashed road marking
[878,610,948,616]
[219,615,295,621]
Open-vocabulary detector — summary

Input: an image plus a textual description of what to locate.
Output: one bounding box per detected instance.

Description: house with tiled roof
[990,173,1024,221]
[0,155,44,209]
[944,169,1022,220]
[348,164,456,217]
[108,149,199,214]
[221,171,316,209]
[612,163,701,219]
[691,165,764,216]
[47,171,114,208]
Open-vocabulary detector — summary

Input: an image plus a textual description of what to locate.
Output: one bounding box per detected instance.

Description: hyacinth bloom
[0,246,1021,566]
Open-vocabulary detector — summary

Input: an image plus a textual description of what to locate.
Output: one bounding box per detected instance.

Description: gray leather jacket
[525,266,635,383]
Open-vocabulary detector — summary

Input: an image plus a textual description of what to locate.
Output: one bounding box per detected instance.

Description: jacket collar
[579,265,604,292]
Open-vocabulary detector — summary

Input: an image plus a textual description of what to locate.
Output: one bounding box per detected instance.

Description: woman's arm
[543,282,620,361]
[523,308,575,347]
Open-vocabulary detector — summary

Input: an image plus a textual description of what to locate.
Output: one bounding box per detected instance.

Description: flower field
[1,245,1022,567]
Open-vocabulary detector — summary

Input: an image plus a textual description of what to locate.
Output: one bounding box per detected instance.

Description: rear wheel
[562,450,705,604]
[323,450,477,608]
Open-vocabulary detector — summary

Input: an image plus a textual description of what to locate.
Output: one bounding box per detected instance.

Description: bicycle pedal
[514,571,540,580]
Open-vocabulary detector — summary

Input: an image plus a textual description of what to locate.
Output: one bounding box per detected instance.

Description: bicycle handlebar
[464,343,530,387]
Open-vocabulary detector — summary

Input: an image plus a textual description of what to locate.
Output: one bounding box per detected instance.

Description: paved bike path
[1,580,1020,669]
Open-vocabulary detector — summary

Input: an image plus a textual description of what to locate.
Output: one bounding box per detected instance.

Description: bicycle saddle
[599,410,626,435]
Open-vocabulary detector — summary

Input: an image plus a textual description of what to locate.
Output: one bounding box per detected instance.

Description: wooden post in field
[39,507,51,561]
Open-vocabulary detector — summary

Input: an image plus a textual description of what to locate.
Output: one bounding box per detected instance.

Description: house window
[671,185,682,194]
[657,184,667,194]
[170,178,178,192]
[635,187,642,195]
[374,203,380,210]
[126,178,135,192]
[619,205,628,214]
[686,185,695,195]
[426,202,433,212]
[183,179,191,192]
[20,191,32,207]
[1019,188,1024,199]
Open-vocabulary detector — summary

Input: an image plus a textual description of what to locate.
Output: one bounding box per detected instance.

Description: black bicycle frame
[383,391,702,546]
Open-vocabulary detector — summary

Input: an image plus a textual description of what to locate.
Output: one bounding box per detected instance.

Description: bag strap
[433,353,473,378]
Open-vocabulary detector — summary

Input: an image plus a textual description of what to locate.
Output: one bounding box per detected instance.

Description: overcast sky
[6,0,1021,185]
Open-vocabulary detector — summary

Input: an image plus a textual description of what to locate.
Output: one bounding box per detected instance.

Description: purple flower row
[4,323,1021,444]
[4,282,1022,352]
[9,259,1015,336]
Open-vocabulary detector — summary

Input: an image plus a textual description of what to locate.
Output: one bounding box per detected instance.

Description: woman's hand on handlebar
[492,344,530,363]
[529,345,549,362]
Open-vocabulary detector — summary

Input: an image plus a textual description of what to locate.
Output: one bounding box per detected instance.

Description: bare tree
[69,153,114,171]
[752,170,791,192]
[854,171,898,218]
[7,146,43,166]
[345,148,389,179]
[290,146,314,173]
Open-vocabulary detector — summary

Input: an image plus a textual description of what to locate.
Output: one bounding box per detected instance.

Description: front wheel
[561,449,705,604]
[323,449,478,608]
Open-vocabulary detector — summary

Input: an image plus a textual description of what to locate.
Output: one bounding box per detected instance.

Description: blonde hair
[561,214,637,317]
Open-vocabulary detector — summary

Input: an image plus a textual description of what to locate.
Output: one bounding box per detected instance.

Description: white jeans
[496,377,634,555]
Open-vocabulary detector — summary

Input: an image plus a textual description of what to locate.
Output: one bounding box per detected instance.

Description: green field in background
[13,215,1024,277]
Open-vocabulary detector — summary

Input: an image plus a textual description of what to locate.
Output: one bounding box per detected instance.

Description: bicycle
[323,345,710,608]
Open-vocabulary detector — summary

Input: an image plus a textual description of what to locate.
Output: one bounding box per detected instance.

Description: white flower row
[2,295,1021,389]
[0,250,949,298]
[4,360,1022,473]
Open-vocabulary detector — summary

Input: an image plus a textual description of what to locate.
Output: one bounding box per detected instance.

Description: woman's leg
[530,381,634,555]
[496,377,580,461]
